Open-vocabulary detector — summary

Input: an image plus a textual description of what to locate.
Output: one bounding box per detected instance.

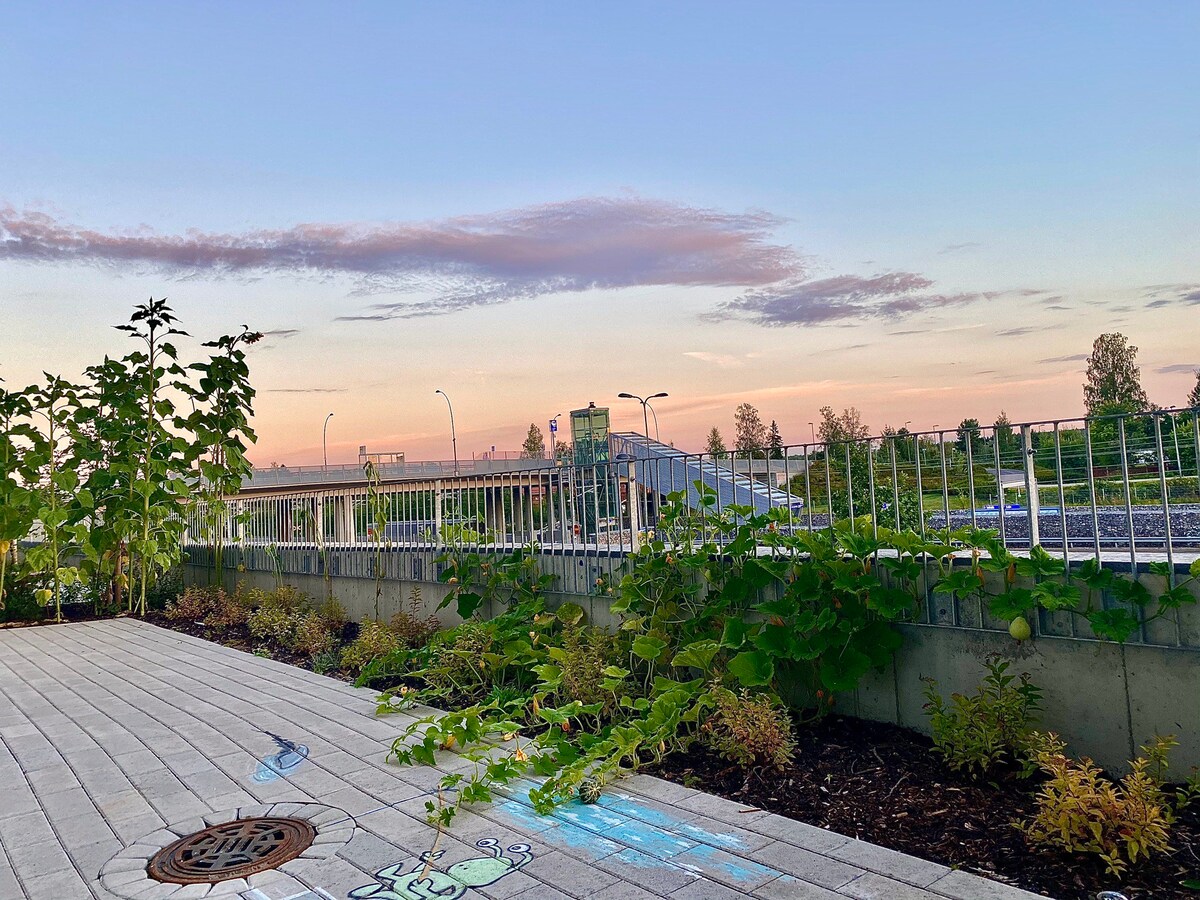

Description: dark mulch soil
[648,715,1200,900]
[143,613,360,682]
[0,604,117,628]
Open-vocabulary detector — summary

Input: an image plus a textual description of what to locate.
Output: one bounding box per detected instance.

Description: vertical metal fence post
[1021,424,1040,548]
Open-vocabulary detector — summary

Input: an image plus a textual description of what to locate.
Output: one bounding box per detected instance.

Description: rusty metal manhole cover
[147,817,316,884]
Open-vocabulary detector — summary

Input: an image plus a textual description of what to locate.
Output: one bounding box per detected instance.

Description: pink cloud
[709,272,993,326]
[0,198,801,317]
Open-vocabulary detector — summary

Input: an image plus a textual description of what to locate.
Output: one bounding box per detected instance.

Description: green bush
[390,586,440,648]
[1019,733,1179,876]
[555,626,620,711]
[422,621,495,698]
[341,620,402,674]
[923,657,1042,778]
[291,612,338,656]
[248,605,303,646]
[701,688,796,771]
[314,596,348,632]
[165,586,220,622]
[203,589,251,632]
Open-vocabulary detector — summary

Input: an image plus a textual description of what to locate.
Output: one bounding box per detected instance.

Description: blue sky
[3,2,1198,463]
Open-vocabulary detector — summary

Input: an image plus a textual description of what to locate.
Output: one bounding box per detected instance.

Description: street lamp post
[435,390,458,476]
[808,422,816,444]
[618,391,667,531]
[645,401,661,442]
[322,412,334,470]
[548,412,562,462]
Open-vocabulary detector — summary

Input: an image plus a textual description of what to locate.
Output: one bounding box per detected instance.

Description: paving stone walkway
[0,620,1047,900]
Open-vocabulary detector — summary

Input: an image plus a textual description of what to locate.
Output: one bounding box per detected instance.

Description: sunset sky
[2,2,1198,465]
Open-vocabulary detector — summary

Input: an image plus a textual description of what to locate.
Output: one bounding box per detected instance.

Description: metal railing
[184,408,1200,579]
[243,456,553,488]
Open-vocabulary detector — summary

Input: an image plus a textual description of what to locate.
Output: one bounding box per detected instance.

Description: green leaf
[720,617,754,649]
[554,601,585,626]
[631,635,669,662]
[1031,581,1081,613]
[670,640,719,671]
[1087,608,1141,643]
[819,646,873,693]
[1148,561,1172,579]
[753,623,795,657]
[727,650,774,687]
[453,591,484,619]
[989,588,1034,620]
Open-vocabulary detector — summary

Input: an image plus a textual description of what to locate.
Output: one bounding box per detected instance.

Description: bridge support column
[333,494,356,545]
[512,484,527,543]
[485,486,507,539]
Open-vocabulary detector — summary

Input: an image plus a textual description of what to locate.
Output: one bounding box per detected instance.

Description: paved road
[0,620,1044,900]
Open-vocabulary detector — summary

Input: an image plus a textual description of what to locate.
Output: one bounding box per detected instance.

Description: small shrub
[248,606,303,646]
[1018,733,1177,876]
[315,596,348,632]
[247,584,309,613]
[146,566,185,610]
[311,649,341,675]
[165,587,219,622]
[390,586,440,648]
[291,612,338,657]
[341,620,402,674]
[203,589,250,632]
[923,657,1042,779]
[701,688,796,771]
[557,626,619,710]
[423,621,495,697]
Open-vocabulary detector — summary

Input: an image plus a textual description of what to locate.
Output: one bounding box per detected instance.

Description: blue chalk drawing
[251,731,310,783]
[491,781,790,890]
[348,839,533,899]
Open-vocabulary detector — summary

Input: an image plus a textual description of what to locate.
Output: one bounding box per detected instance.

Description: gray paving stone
[0,621,1037,900]
[752,841,863,890]
[511,886,574,900]
[829,838,949,888]
[591,847,699,896]
[67,836,125,881]
[591,883,665,900]
[753,874,845,899]
[839,872,940,900]
[668,878,747,899]
[925,870,1048,900]
[21,866,92,900]
[521,849,621,896]
[742,815,850,855]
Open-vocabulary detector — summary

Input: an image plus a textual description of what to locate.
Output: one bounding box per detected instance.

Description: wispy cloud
[263,328,301,338]
[996,324,1061,337]
[0,198,800,319]
[683,351,748,368]
[1155,363,1199,374]
[709,272,995,327]
[1037,353,1088,364]
[938,241,981,254]
[1143,283,1200,308]
[262,387,348,394]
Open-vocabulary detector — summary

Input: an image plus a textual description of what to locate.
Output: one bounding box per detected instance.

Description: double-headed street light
[435,389,458,475]
[618,391,668,531]
[618,391,668,444]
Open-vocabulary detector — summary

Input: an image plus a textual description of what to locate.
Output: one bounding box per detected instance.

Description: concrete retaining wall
[183,557,1200,774]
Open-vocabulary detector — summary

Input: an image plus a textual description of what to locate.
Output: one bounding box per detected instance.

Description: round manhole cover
[147,816,316,884]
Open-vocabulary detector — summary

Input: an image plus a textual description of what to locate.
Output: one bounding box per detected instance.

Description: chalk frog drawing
[348,839,534,899]
[252,732,309,783]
